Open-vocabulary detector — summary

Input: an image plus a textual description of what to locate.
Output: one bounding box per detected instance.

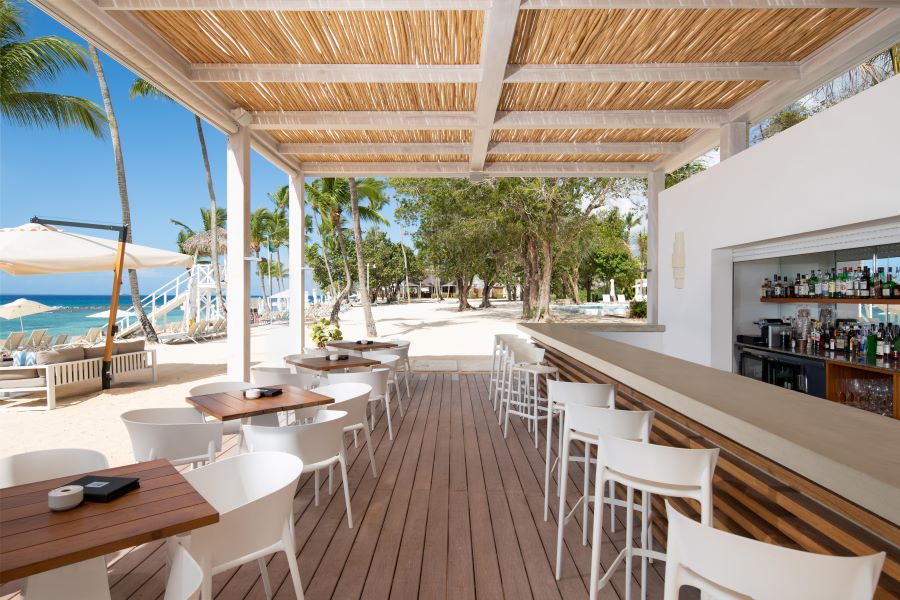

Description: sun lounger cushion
[0,369,45,389]
[36,347,86,365]
[114,340,145,354]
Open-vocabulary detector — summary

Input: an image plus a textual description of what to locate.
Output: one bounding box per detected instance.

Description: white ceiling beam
[97,0,492,10]
[281,142,471,154]
[190,64,482,84]
[469,0,521,174]
[251,111,475,130]
[300,161,653,176]
[486,162,652,176]
[521,0,900,8]
[505,63,801,83]
[489,141,685,154]
[493,110,727,129]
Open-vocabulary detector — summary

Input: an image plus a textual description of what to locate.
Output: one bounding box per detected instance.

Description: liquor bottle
[873,268,884,299]
[859,267,870,298]
[887,268,897,299]
[795,273,805,298]
[840,268,850,298]
[808,270,819,298]
[786,274,795,298]
[828,269,837,298]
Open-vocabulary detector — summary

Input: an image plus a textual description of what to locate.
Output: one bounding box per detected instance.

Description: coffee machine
[756,319,792,349]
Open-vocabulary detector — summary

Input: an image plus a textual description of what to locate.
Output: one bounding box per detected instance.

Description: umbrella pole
[102,227,128,390]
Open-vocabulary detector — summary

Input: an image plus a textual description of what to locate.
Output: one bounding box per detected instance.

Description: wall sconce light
[672,231,685,289]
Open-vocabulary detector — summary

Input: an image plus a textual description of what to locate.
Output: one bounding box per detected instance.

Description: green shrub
[310,318,342,348]
[629,300,647,319]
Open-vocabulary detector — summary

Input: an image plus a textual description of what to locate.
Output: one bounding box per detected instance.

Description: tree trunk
[316,213,337,297]
[479,280,493,308]
[330,227,353,324]
[89,46,157,342]
[195,115,225,317]
[256,254,268,315]
[568,270,580,304]
[522,239,540,319]
[457,276,474,311]
[348,177,377,337]
[534,239,554,322]
[436,272,444,301]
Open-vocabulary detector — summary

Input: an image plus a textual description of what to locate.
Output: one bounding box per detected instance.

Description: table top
[327,340,398,352]
[285,355,382,372]
[186,384,333,421]
[0,460,218,584]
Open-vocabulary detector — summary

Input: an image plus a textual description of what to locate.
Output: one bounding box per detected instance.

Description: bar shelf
[759,297,900,304]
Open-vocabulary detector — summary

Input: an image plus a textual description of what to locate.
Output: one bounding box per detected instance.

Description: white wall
[596,75,900,369]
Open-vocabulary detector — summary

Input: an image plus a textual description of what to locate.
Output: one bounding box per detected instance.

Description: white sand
[0,300,525,465]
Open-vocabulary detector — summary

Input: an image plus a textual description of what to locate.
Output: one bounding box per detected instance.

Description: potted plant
[310,318,342,348]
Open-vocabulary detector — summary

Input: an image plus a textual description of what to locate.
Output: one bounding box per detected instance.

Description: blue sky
[0,4,407,297]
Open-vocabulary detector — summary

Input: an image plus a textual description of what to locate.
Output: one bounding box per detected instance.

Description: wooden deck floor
[3,373,670,600]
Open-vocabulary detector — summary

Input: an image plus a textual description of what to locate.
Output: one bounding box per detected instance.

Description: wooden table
[186,384,334,421]
[285,355,382,373]
[0,460,218,584]
[327,340,398,352]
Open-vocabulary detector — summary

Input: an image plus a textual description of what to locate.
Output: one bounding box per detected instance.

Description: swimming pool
[553,302,630,317]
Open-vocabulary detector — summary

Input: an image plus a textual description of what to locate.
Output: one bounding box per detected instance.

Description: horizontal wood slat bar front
[535,341,900,598]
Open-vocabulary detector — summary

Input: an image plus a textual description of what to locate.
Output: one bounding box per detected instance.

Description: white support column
[647,170,664,325]
[719,121,749,161]
[226,125,251,381]
[288,171,306,351]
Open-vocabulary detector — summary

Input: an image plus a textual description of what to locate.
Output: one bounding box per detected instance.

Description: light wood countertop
[520,323,900,525]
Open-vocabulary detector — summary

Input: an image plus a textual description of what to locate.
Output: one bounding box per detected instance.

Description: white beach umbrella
[0,298,54,331]
[87,308,135,319]
[0,223,191,275]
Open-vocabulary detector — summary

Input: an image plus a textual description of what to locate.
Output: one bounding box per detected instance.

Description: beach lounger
[72,327,102,345]
[1,332,25,352]
[22,329,47,349]
[158,320,207,344]
[617,294,627,303]
[50,334,68,347]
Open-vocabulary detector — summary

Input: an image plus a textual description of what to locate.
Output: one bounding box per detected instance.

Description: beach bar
[4,0,899,598]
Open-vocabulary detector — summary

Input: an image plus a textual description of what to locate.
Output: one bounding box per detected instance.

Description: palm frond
[128,77,170,101]
[1,36,89,91]
[1,91,105,137]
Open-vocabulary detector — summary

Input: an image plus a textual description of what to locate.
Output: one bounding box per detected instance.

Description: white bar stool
[503,344,558,445]
[589,437,719,600]
[543,381,616,523]
[496,337,530,424]
[663,501,884,600]
[490,334,522,415]
[555,403,653,579]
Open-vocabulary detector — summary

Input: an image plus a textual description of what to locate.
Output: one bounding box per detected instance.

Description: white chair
[0,448,111,600]
[589,437,719,600]
[121,408,224,467]
[387,342,412,401]
[244,410,354,529]
[326,368,398,440]
[502,343,557,446]
[366,352,403,409]
[543,381,616,523]
[315,382,377,477]
[164,544,203,600]
[172,452,305,600]
[555,403,653,578]
[496,336,535,424]
[663,502,885,600]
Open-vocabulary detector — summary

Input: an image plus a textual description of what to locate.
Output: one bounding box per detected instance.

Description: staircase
[117,264,224,337]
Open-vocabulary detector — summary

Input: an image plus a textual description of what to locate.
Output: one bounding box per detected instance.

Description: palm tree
[0,0,105,136]
[250,208,274,311]
[88,45,157,342]
[130,77,225,316]
[305,180,339,299]
[348,177,387,337]
[266,186,289,291]
[171,207,226,252]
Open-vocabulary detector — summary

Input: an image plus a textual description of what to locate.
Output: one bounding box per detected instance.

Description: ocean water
[0,295,184,338]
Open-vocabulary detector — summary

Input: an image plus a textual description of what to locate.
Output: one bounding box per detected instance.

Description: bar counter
[735,340,900,375]
[519,322,900,597]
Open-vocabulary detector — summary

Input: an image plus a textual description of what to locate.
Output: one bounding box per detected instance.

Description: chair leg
[314,470,320,506]
[624,485,635,600]
[641,491,650,600]
[339,451,353,529]
[543,400,554,521]
[363,424,378,477]
[282,524,305,600]
[609,480,617,533]
[329,463,334,495]
[384,394,394,440]
[201,561,213,600]
[582,442,591,546]
[555,429,570,579]
[395,378,404,416]
[258,557,273,600]
[533,373,539,448]
[403,364,411,399]
[589,472,605,600]
[353,429,358,448]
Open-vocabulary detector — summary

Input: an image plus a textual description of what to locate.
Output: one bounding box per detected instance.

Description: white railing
[117,264,225,334]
